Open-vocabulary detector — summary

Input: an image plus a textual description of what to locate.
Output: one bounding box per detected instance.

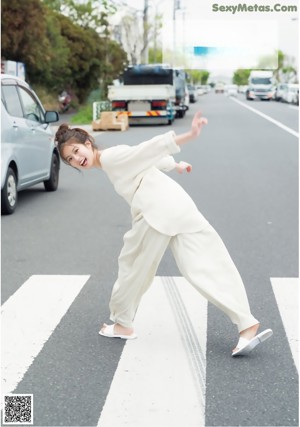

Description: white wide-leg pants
[109,218,258,332]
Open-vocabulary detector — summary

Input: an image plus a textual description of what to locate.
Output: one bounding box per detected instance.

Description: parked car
[184,85,190,110]
[1,74,60,214]
[196,85,205,96]
[187,84,198,103]
[274,83,288,101]
[281,84,299,104]
[224,84,238,97]
[238,85,248,94]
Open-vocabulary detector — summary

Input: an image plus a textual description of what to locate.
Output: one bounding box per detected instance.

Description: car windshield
[252,78,272,84]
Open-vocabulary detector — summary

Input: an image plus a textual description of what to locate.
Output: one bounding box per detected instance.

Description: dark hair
[55,123,98,166]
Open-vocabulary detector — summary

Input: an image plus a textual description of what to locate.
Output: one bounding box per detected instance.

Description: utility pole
[172,0,181,67]
[141,0,149,64]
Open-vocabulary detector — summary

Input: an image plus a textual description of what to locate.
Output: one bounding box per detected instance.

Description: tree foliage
[44,0,116,33]
[187,70,210,85]
[232,69,251,86]
[233,50,297,85]
[1,0,127,102]
[1,0,50,70]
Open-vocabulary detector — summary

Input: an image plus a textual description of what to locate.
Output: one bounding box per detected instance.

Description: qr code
[3,394,33,425]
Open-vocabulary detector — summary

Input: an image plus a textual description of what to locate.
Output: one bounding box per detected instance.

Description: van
[1,74,60,214]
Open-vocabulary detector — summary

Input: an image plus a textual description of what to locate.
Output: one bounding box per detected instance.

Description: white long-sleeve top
[100,130,208,236]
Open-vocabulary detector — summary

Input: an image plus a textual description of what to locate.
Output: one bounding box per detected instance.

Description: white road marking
[98,276,208,427]
[270,277,299,371]
[1,275,90,396]
[231,98,299,138]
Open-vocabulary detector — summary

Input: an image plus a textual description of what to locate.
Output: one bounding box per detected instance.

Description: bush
[70,104,93,124]
[32,85,59,110]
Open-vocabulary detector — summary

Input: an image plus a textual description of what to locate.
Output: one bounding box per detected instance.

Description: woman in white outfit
[55,112,272,356]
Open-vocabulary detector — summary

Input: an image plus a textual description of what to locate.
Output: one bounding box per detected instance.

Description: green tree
[35,10,71,89]
[56,14,127,101]
[148,47,163,64]
[43,0,116,32]
[1,0,71,89]
[148,12,163,64]
[274,50,285,81]
[186,70,210,85]
[1,0,50,72]
[54,13,101,101]
[2,0,127,102]
[232,69,251,86]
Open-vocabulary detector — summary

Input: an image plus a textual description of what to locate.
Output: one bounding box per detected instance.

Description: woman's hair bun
[55,123,71,145]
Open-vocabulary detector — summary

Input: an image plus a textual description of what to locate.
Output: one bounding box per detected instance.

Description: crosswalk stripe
[97,276,208,427]
[1,275,90,396]
[270,277,299,371]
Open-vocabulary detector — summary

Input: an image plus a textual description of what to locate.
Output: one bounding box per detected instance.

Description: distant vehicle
[107,64,190,123]
[184,84,190,110]
[225,84,238,97]
[215,83,225,94]
[246,70,274,100]
[58,90,72,113]
[274,83,288,101]
[281,84,299,104]
[196,85,205,96]
[1,74,60,214]
[238,85,248,94]
[187,84,198,103]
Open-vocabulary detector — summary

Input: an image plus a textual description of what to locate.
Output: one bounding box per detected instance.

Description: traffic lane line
[270,277,299,371]
[231,97,299,138]
[98,276,207,427]
[1,275,90,396]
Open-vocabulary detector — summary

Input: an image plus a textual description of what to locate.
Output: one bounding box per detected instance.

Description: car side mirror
[44,111,59,123]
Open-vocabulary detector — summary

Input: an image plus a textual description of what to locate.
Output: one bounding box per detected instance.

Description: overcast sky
[121,0,298,67]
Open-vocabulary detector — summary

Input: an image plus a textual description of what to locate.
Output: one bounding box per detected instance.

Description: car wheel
[44,153,59,191]
[1,167,18,215]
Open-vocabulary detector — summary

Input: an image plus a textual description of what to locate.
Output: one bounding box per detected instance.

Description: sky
[118,0,298,74]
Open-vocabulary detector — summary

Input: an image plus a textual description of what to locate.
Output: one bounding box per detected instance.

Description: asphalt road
[1,93,299,426]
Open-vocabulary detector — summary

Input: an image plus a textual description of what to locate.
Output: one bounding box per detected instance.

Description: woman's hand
[174,111,208,146]
[191,111,208,138]
[175,161,192,174]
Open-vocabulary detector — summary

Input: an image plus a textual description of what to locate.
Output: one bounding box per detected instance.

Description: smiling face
[62,140,98,169]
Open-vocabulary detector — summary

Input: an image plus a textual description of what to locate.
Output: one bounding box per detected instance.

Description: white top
[100,131,208,236]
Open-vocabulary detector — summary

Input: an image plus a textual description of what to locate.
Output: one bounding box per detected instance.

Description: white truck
[246,70,274,101]
[107,65,188,125]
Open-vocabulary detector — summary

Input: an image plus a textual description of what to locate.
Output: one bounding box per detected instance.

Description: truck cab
[246,71,274,101]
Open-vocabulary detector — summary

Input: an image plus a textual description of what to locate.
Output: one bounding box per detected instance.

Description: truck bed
[107,84,175,101]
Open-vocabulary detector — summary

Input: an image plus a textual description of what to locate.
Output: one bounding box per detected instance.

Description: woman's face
[62,140,95,169]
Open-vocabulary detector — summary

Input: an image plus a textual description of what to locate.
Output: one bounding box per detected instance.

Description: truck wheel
[44,153,59,191]
[1,167,18,215]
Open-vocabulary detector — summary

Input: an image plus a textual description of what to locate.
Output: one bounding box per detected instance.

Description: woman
[55,111,272,357]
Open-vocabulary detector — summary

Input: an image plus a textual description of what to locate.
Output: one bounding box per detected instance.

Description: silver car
[1,74,60,214]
